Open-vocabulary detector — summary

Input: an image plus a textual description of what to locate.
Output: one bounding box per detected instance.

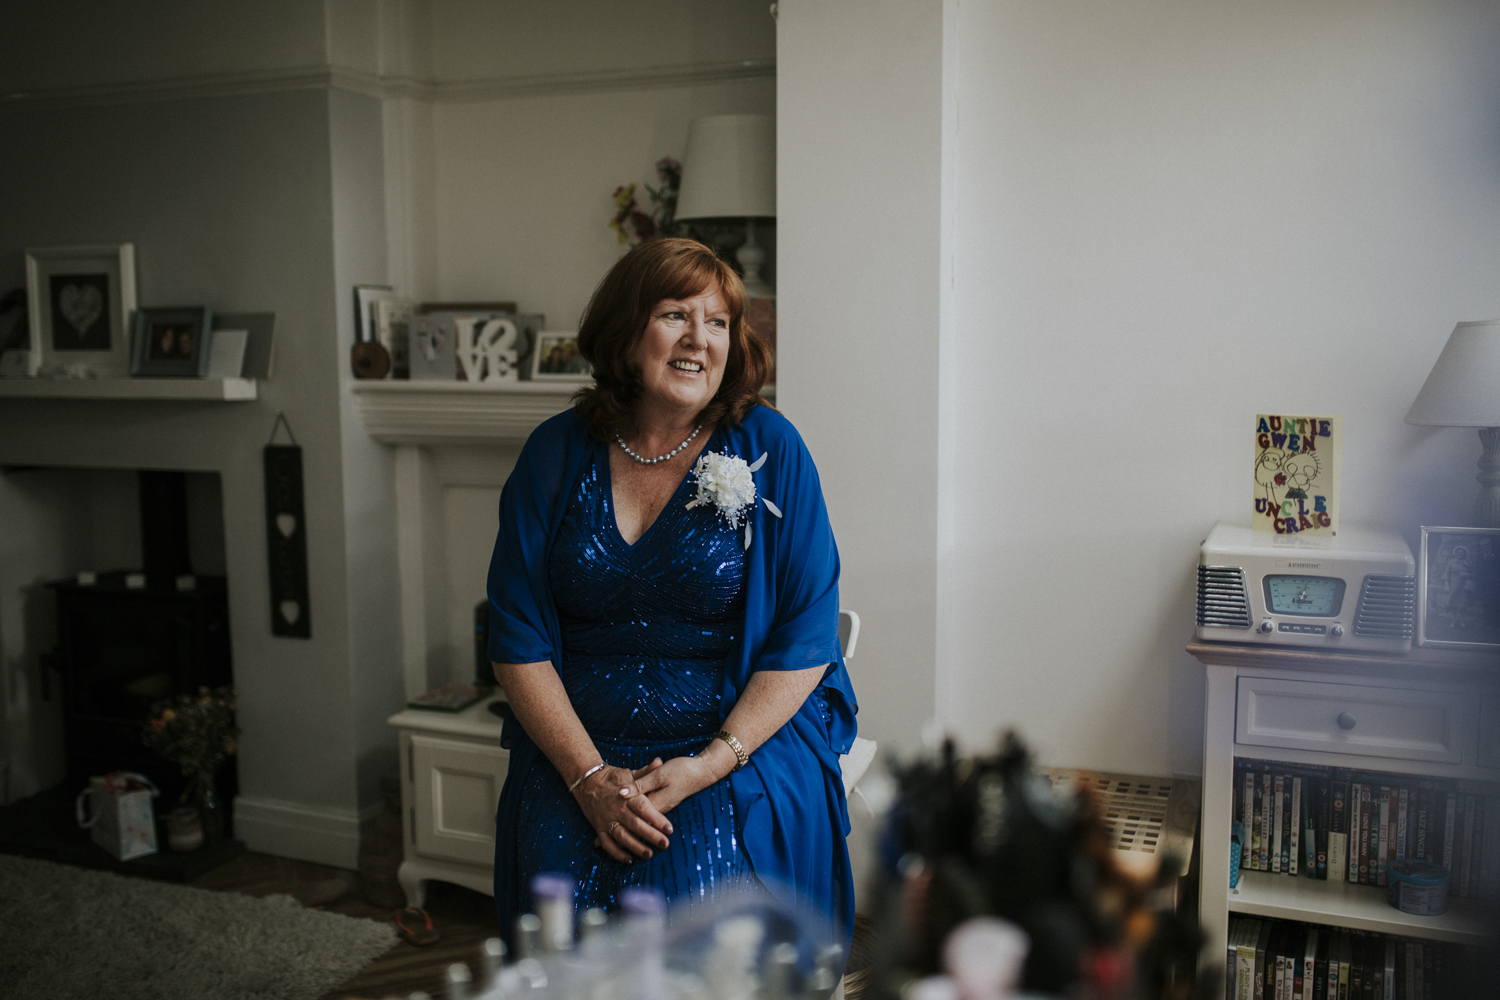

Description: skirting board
[234,795,380,870]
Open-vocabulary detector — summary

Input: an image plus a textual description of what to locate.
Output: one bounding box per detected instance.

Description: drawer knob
[1336,712,1357,731]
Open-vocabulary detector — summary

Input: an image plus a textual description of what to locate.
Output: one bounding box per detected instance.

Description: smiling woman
[574,238,771,443]
[486,239,859,958]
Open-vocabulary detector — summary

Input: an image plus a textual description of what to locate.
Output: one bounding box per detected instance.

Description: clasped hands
[571,750,729,865]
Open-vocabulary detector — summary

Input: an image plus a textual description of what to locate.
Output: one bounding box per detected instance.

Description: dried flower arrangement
[610,157,682,247]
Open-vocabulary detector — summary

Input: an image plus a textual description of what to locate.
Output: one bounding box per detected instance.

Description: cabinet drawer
[1235,676,1464,764]
[410,733,509,865]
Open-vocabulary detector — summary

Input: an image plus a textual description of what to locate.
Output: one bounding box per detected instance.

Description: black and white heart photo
[48,272,110,351]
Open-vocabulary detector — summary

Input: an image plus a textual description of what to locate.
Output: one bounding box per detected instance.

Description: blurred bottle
[704,914,763,1000]
[446,962,472,1000]
[764,942,799,1000]
[533,873,576,953]
[580,907,609,945]
[805,944,843,1000]
[942,917,1029,1000]
[516,913,543,961]
[482,937,506,987]
[622,887,667,1000]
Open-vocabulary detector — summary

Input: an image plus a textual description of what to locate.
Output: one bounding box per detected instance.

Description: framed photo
[1418,526,1500,649]
[214,312,276,379]
[531,331,593,382]
[25,243,137,377]
[353,285,394,346]
[130,307,214,377]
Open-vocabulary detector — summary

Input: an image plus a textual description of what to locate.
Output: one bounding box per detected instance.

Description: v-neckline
[605,431,716,550]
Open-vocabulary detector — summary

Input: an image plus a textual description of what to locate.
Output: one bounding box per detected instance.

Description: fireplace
[44,471,236,808]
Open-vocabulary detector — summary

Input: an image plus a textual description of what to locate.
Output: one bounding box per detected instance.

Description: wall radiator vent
[1196,565,1251,629]
[1043,770,1200,892]
[1354,574,1416,639]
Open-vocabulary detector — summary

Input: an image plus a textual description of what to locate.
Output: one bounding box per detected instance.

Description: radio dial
[1330,624,1345,638]
[1258,620,1274,634]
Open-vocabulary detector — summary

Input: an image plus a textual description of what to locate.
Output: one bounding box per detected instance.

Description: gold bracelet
[568,762,605,793]
[712,730,749,771]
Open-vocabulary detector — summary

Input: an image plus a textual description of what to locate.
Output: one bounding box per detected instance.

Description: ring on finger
[606,821,621,834]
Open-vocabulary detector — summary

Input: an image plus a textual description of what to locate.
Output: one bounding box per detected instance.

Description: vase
[191,770,225,844]
[165,805,204,851]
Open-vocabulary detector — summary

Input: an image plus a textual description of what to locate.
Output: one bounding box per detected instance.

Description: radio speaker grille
[1197,565,1251,629]
[1354,574,1415,639]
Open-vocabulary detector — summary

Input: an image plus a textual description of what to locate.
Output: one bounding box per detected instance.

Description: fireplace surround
[44,471,236,809]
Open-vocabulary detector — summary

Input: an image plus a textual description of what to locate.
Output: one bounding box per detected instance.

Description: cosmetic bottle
[533,873,576,953]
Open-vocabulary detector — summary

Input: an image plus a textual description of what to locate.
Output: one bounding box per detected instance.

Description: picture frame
[372,298,415,378]
[353,285,394,346]
[530,331,592,382]
[213,312,276,379]
[1417,526,1500,649]
[25,243,137,377]
[130,307,214,377]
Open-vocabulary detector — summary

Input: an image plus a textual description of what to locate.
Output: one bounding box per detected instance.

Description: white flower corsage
[685,450,782,548]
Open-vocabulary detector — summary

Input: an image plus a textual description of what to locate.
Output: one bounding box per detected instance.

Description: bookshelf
[1191,640,1500,978]
[1231,870,1490,946]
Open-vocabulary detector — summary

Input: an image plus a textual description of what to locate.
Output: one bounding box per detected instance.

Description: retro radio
[1196,521,1416,652]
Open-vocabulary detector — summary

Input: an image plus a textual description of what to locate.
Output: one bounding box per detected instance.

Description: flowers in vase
[141,686,240,801]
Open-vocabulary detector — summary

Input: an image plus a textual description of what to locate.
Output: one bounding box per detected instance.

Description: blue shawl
[486,404,858,947]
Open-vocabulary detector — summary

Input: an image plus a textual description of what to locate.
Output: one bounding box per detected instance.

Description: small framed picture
[531,331,592,382]
[353,285,395,346]
[131,307,214,377]
[1418,526,1500,649]
[25,243,137,377]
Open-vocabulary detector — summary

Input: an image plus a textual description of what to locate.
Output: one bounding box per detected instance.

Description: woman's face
[632,285,730,419]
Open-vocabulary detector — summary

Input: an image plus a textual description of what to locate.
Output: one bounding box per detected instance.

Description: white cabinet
[1192,641,1500,976]
[388,693,510,907]
[410,733,508,865]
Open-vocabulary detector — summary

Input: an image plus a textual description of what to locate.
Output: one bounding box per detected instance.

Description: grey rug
[0,854,397,1000]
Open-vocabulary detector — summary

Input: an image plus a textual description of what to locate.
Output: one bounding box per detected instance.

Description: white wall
[0,1,327,93]
[947,0,1500,777]
[431,77,775,329]
[329,85,408,816]
[779,0,1500,785]
[429,0,774,82]
[778,0,950,755]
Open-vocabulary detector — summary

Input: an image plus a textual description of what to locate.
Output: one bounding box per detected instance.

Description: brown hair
[573,238,772,440]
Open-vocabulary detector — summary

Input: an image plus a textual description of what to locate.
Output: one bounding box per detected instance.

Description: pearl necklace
[616,424,703,465]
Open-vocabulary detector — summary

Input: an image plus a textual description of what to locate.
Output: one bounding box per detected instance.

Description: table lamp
[1405,319,1500,527]
[674,114,776,297]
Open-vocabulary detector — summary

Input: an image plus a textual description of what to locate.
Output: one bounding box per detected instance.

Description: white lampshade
[674,114,776,221]
[1405,320,1500,427]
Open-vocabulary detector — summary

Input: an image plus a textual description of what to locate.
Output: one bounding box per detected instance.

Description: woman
[487,238,858,950]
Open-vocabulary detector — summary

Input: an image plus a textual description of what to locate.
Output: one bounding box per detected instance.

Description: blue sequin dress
[513,439,752,911]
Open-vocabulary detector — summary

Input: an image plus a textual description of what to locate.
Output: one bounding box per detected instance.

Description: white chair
[836,610,878,801]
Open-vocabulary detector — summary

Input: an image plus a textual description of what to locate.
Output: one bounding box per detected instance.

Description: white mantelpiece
[353,381,577,700]
[351,380,580,446]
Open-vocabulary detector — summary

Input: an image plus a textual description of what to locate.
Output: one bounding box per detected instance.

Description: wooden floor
[191,852,501,999]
